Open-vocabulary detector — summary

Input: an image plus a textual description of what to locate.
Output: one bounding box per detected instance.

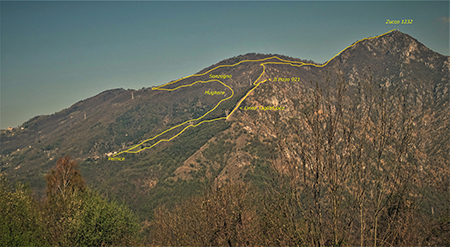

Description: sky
[1,1,449,129]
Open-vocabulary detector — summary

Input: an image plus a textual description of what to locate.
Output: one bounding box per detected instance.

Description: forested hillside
[1,30,449,245]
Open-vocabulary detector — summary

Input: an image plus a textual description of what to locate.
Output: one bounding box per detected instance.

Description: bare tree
[148,183,259,246]
[45,156,86,244]
[264,70,422,246]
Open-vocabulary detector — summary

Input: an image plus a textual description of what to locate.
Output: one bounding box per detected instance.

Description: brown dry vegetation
[143,70,449,246]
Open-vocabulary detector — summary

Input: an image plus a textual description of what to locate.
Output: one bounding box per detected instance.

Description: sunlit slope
[1,30,448,216]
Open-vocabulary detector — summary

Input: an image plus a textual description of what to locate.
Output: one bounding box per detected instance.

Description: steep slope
[1,52,312,209]
[173,30,449,208]
[1,31,448,217]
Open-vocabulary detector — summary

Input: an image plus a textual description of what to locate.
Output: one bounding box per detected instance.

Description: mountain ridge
[7,29,443,134]
[1,30,448,218]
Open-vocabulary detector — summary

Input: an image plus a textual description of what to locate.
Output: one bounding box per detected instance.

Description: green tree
[44,156,140,246]
[69,189,140,246]
[0,173,49,246]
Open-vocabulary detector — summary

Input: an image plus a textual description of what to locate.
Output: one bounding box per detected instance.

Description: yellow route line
[113,30,395,156]
[226,63,268,118]
[319,29,396,68]
[113,79,233,156]
[152,55,295,90]
[124,117,228,154]
[226,29,396,117]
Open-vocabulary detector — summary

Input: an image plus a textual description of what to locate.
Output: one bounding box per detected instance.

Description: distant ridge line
[113,29,396,156]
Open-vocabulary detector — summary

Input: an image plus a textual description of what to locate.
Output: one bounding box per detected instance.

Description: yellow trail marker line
[124,117,228,154]
[113,30,395,156]
[114,79,234,156]
[226,29,396,122]
[152,56,300,90]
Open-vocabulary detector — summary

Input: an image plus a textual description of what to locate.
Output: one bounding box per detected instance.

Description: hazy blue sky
[1,1,449,129]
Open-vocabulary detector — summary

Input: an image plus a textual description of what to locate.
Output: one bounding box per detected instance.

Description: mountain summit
[1,31,448,218]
